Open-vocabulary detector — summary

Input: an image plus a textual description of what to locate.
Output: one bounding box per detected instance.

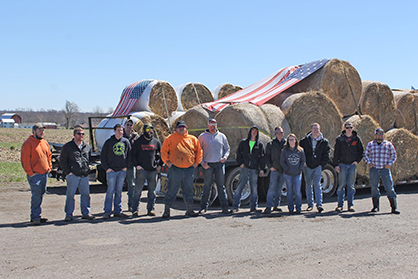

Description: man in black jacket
[123,119,139,212]
[300,123,330,213]
[333,122,364,212]
[263,126,286,214]
[131,124,162,217]
[60,127,94,221]
[232,126,266,213]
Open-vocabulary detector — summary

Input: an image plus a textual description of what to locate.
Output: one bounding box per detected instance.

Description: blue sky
[1,0,417,112]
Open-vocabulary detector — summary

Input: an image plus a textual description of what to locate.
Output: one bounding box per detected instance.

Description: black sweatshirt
[131,135,162,171]
[101,135,131,172]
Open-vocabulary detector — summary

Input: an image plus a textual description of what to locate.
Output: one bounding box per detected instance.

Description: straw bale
[259,104,291,137]
[286,59,362,117]
[131,81,178,119]
[344,115,379,179]
[393,91,418,134]
[177,83,214,111]
[181,105,217,138]
[215,103,271,160]
[281,92,343,144]
[359,81,397,131]
[131,111,171,143]
[385,128,418,182]
[213,83,243,100]
[168,111,186,131]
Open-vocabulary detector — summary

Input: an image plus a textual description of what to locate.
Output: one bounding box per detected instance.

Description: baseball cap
[33,123,45,130]
[375,128,384,134]
[176,120,187,128]
[208,118,217,124]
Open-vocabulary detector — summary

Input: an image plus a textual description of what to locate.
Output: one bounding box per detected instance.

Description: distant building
[0,119,16,128]
[1,113,22,124]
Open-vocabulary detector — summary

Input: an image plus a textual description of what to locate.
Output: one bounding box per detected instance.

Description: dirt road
[1,182,417,278]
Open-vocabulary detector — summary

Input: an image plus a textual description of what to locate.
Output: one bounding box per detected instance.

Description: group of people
[20,118,400,225]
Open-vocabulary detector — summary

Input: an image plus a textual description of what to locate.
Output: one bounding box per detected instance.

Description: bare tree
[63,100,80,129]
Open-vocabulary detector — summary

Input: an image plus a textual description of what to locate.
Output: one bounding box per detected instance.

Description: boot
[389,198,400,214]
[185,203,198,217]
[162,204,171,218]
[371,197,379,212]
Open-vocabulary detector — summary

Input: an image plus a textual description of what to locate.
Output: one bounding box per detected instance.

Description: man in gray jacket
[198,118,231,214]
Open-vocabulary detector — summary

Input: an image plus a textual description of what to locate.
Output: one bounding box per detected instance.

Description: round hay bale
[281,91,343,144]
[344,115,379,179]
[259,104,291,137]
[181,105,217,138]
[130,111,171,143]
[359,81,397,131]
[393,91,418,134]
[212,83,243,100]
[215,103,271,160]
[175,83,214,111]
[130,80,178,119]
[286,59,362,117]
[385,128,418,182]
[266,92,293,108]
[168,111,186,131]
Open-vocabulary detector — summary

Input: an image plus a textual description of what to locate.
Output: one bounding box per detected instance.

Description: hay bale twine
[385,128,418,182]
[281,91,343,144]
[344,115,379,180]
[359,81,397,131]
[393,91,418,134]
[130,80,178,119]
[175,83,214,111]
[259,104,291,137]
[215,103,271,160]
[130,111,171,143]
[212,83,243,100]
[181,105,217,137]
[286,59,362,117]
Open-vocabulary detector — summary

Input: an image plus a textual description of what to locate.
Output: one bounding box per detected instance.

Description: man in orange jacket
[161,120,203,218]
[21,123,52,225]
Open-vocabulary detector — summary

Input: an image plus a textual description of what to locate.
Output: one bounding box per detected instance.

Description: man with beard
[123,119,139,212]
[131,124,162,217]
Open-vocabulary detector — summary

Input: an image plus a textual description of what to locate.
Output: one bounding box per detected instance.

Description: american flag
[112,79,154,116]
[202,58,331,112]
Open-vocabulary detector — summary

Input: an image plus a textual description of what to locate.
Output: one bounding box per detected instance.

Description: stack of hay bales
[175,83,214,111]
[131,111,171,143]
[129,80,178,119]
[393,89,418,134]
[259,104,291,137]
[212,83,243,100]
[359,81,397,131]
[168,111,185,131]
[181,105,217,137]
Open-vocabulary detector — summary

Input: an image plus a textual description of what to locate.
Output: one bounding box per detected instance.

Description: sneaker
[317,206,324,213]
[348,207,355,212]
[147,211,156,216]
[64,216,73,222]
[162,212,170,219]
[185,209,198,217]
[295,210,302,214]
[335,206,343,212]
[250,208,257,213]
[31,217,48,223]
[114,213,129,218]
[272,206,282,212]
[221,209,231,214]
[32,219,41,225]
[232,208,239,213]
[306,206,313,211]
[263,207,272,214]
[82,214,95,220]
[132,211,139,217]
[103,213,111,219]
[198,208,207,214]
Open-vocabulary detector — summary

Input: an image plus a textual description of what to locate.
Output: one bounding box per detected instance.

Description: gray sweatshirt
[198,129,230,163]
[280,147,306,176]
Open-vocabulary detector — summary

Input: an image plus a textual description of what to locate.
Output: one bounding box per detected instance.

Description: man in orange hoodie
[21,123,52,225]
[161,120,203,218]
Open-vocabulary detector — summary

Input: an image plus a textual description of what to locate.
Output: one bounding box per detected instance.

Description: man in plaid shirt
[364,128,400,214]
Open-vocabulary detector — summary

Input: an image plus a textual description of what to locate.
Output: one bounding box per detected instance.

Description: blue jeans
[164,165,195,206]
[283,173,302,212]
[233,167,258,210]
[65,174,91,217]
[369,167,397,199]
[27,173,48,220]
[133,169,157,212]
[125,166,135,208]
[304,165,322,207]
[265,170,284,208]
[337,164,357,207]
[200,162,229,211]
[104,170,126,215]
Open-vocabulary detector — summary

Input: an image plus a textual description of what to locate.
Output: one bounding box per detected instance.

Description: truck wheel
[225,167,250,206]
[321,164,338,198]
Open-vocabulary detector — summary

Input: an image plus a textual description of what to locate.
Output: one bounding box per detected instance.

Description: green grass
[0,142,22,150]
[0,162,27,184]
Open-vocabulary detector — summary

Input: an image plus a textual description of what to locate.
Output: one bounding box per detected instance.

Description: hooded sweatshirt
[131,125,162,171]
[101,135,131,172]
[236,126,266,171]
[333,130,364,166]
[161,130,203,168]
[21,135,52,176]
[280,146,306,176]
[299,131,330,169]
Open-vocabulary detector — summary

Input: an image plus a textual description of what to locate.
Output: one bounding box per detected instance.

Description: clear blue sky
[1,0,417,112]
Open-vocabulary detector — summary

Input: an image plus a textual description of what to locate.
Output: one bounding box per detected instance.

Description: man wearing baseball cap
[364,128,400,214]
[21,123,52,225]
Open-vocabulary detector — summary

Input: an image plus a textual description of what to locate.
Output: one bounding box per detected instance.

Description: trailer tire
[321,164,338,198]
[225,167,250,206]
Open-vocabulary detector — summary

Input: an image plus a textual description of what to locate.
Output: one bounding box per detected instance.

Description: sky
[0,0,417,112]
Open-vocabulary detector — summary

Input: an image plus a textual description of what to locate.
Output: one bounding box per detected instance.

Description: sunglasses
[177,126,186,129]
[77,133,85,135]
[376,132,384,135]
[145,128,153,132]
[126,124,133,126]
[345,126,353,129]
